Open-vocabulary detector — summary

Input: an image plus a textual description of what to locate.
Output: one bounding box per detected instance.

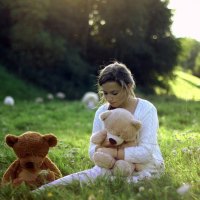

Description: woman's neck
[123,97,138,113]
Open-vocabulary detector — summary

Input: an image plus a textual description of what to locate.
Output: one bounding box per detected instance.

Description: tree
[0,0,92,99]
[85,0,180,91]
[194,52,200,77]
[177,38,200,76]
[0,0,180,98]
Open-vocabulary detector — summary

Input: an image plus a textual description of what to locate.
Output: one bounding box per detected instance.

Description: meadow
[0,71,199,200]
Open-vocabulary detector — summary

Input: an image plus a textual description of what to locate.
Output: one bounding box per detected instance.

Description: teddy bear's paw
[93,152,115,169]
[113,160,134,177]
[46,171,56,181]
[37,170,55,184]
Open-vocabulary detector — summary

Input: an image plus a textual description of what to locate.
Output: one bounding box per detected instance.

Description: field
[0,70,199,200]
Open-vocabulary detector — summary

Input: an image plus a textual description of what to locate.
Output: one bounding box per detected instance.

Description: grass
[0,66,46,101]
[154,70,200,101]
[0,68,199,199]
[0,97,199,200]
[169,71,200,101]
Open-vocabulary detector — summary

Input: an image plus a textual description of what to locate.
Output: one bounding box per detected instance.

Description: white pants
[35,166,111,191]
[34,166,155,192]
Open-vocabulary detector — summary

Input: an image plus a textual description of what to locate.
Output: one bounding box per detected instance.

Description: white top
[89,98,164,175]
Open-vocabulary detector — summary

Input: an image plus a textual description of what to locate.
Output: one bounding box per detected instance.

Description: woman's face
[101,81,129,108]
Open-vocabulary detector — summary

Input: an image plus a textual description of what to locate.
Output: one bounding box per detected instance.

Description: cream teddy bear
[90,108,142,176]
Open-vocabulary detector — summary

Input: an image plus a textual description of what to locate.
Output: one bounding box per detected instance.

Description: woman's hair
[97,61,136,102]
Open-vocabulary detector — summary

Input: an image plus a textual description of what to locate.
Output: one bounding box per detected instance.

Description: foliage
[87,0,180,91]
[177,38,200,76]
[0,0,180,98]
[194,52,200,77]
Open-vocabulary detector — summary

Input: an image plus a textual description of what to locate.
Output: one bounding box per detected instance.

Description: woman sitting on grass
[34,61,164,191]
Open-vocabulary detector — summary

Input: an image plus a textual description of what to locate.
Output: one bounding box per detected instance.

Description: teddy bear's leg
[13,178,25,187]
[93,152,116,169]
[112,160,135,177]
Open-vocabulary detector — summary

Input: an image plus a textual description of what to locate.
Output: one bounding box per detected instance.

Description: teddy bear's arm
[90,130,107,145]
[42,157,62,179]
[2,160,21,185]
[120,141,137,148]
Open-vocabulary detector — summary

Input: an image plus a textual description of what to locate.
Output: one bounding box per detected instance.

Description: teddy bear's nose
[25,162,34,169]
[109,138,117,145]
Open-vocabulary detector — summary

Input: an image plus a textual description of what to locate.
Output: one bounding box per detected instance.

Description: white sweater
[89,98,164,176]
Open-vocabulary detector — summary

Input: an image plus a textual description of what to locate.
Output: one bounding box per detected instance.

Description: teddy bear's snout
[109,138,117,145]
[20,156,43,170]
[25,162,34,169]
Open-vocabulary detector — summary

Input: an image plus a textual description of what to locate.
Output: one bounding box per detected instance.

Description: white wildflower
[47,93,54,100]
[56,92,66,99]
[139,186,145,192]
[172,149,177,155]
[81,92,99,109]
[35,97,43,103]
[196,147,200,153]
[182,148,188,153]
[4,96,15,106]
[176,183,191,195]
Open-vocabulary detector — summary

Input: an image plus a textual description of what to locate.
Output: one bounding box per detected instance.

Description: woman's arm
[89,103,159,164]
[124,106,159,163]
[88,106,106,160]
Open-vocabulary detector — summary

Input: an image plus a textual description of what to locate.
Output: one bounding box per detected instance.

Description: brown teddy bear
[1,131,62,188]
[90,108,142,176]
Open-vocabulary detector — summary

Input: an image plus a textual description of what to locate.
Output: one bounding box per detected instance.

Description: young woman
[34,61,164,191]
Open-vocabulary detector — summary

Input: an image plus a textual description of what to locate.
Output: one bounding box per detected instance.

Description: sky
[168,0,200,41]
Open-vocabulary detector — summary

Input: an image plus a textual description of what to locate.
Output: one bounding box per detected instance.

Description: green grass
[0,68,199,199]
[169,70,200,101]
[0,98,199,200]
[0,66,46,101]
[154,70,200,101]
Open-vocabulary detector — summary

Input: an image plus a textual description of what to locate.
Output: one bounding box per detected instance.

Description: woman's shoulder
[138,98,156,109]
[95,103,109,114]
[136,98,157,116]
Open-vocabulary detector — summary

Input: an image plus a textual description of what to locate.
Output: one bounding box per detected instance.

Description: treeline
[178,38,200,77]
[0,0,180,99]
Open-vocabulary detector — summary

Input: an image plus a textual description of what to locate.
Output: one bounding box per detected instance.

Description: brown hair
[97,61,136,103]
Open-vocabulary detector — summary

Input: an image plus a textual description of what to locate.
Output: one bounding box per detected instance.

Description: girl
[34,61,164,191]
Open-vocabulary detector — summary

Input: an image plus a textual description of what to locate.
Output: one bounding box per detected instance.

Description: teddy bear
[1,131,62,188]
[90,108,142,176]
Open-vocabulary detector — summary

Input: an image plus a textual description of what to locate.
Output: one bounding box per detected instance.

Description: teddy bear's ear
[100,111,112,121]
[131,119,142,130]
[43,134,57,147]
[5,134,19,147]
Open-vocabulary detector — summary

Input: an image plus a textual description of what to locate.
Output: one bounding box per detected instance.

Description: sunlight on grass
[169,71,200,101]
